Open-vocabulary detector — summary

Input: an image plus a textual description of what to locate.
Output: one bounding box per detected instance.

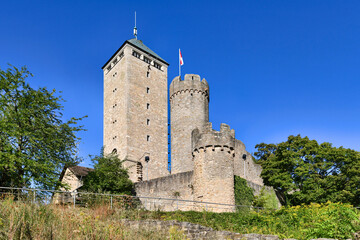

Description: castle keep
[102,39,169,182]
[102,37,268,212]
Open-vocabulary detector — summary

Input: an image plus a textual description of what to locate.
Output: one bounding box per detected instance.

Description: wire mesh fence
[0,186,268,213]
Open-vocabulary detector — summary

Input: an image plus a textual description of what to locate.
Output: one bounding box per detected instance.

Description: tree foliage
[255,135,360,206]
[81,150,133,195]
[0,65,85,189]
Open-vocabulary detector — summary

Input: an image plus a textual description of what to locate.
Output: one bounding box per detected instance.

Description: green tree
[255,135,360,206]
[81,150,133,195]
[0,65,85,189]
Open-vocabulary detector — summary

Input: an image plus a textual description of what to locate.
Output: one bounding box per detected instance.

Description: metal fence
[0,186,267,213]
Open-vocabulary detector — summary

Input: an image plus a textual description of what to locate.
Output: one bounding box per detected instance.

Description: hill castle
[102,37,275,212]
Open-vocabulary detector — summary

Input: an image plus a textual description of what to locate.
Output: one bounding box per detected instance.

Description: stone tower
[192,123,236,212]
[169,74,209,174]
[102,38,169,182]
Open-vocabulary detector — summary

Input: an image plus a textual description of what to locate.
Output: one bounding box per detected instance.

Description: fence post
[33,190,36,204]
[73,192,76,208]
[110,195,113,209]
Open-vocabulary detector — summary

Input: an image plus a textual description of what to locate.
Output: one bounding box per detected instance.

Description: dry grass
[0,197,172,240]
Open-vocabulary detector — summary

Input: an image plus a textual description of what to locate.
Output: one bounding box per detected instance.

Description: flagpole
[179,48,181,78]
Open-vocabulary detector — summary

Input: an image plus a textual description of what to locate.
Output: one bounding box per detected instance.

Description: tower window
[146,103,150,109]
[147,119,150,125]
[146,87,150,93]
[112,148,117,154]
[147,135,150,141]
[137,162,143,182]
[132,50,141,59]
[144,56,151,64]
[154,62,161,70]
[147,71,150,78]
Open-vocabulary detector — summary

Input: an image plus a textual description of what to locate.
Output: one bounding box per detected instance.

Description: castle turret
[169,74,209,174]
[192,123,236,212]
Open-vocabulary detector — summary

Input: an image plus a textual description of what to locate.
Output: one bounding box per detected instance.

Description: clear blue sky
[1,0,359,167]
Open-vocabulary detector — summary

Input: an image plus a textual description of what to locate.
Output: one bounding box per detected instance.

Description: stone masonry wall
[234,139,263,185]
[192,123,236,212]
[120,219,280,240]
[134,171,194,211]
[170,74,209,174]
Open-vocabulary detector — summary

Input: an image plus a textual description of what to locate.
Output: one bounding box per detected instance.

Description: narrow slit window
[147,72,150,78]
[146,103,150,109]
[147,135,150,141]
[147,119,150,125]
[146,87,150,93]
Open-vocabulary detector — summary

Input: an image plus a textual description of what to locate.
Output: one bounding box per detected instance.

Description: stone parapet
[192,123,235,154]
[169,74,209,101]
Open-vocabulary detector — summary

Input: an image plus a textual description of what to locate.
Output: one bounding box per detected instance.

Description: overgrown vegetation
[234,176,278,210]
[141,202,360,239]
[1,197,358,240]
[234,176,254,211]
[0,197,183,239]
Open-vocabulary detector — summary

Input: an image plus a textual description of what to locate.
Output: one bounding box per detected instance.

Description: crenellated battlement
[192,123,235,155]
[169,74,209,101]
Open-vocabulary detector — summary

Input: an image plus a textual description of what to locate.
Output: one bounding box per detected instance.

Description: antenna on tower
[133,11,137,39]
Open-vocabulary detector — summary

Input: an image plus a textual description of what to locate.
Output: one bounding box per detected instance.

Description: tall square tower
[102,38,169,182]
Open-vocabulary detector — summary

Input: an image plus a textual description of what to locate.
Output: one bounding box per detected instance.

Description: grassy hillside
[0,197,359,239]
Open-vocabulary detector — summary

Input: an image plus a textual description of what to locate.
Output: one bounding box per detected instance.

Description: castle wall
[234,139,263,185]
[192,123,236,212]
[246,179,272,196]
[169,74,209,174]
[135,171,194,211]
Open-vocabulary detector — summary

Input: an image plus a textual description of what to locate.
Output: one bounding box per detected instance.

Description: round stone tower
[192,122,236,212]
[169,74,209,174]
